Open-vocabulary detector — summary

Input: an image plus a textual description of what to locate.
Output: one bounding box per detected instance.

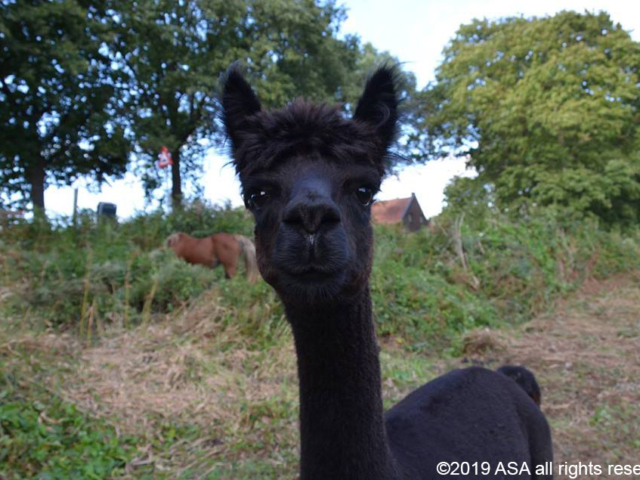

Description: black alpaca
[222,65,553,480]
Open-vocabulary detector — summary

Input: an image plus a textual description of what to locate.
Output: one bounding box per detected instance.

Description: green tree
[0,0,130,214]
[441,176,495,225]
[413,11,640,226]
[115,0,408,207]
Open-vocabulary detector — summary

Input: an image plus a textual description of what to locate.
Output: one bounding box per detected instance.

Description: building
[371,193,429,232]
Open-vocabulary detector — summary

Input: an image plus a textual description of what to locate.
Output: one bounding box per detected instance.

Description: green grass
[1,200,640,477]
[0,348,137,479]
[4,201,639,351]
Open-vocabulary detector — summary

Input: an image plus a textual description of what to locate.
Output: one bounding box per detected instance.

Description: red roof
[371,197,412,225]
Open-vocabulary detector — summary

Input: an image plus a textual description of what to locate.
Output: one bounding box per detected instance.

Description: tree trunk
[27,159,46,216]
[171,147,182,208]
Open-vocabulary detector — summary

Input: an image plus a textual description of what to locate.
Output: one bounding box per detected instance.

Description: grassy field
[1,203,639,478]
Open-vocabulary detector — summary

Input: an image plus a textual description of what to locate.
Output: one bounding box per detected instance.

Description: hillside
[1,206,639,478]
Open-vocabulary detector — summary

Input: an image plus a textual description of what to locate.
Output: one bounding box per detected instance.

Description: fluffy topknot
[221,64,401,179]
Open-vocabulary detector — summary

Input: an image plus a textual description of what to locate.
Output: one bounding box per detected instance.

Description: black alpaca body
[386,367,552,479]
[221,64,553,480]
[287,288,552,480]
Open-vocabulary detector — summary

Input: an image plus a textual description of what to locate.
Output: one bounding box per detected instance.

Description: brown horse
[166,232,259,283]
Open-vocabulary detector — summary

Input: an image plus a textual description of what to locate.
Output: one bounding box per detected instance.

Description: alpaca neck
[285,288,398,480]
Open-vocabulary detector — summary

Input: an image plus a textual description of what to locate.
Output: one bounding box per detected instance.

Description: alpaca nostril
[284,201,341,234]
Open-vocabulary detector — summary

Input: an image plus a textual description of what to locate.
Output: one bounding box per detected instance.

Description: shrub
[1,198,639,353]
[0,201,254,330]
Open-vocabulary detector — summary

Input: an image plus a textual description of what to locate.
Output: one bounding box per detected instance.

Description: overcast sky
[45,0,640,219]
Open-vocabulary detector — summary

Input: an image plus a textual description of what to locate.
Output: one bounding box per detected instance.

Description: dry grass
[458,274,640,479]
[461,327,506,356]
[53,289,299,477]
[2,274,640,478]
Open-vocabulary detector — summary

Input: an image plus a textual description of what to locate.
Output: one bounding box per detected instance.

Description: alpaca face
[242,155,380,303]
[221,65,399,304]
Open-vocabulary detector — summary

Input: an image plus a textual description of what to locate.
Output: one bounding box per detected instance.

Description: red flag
[158,146,173,168]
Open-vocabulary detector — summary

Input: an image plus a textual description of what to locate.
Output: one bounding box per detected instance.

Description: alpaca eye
[355,187,374,206]
[248,189,271,209]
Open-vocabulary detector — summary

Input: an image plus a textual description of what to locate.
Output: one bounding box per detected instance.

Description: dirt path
[462,274,640,479]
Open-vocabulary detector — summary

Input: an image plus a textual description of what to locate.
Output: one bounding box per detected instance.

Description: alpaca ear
[222,65,262,153]
[354,65,399,151]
